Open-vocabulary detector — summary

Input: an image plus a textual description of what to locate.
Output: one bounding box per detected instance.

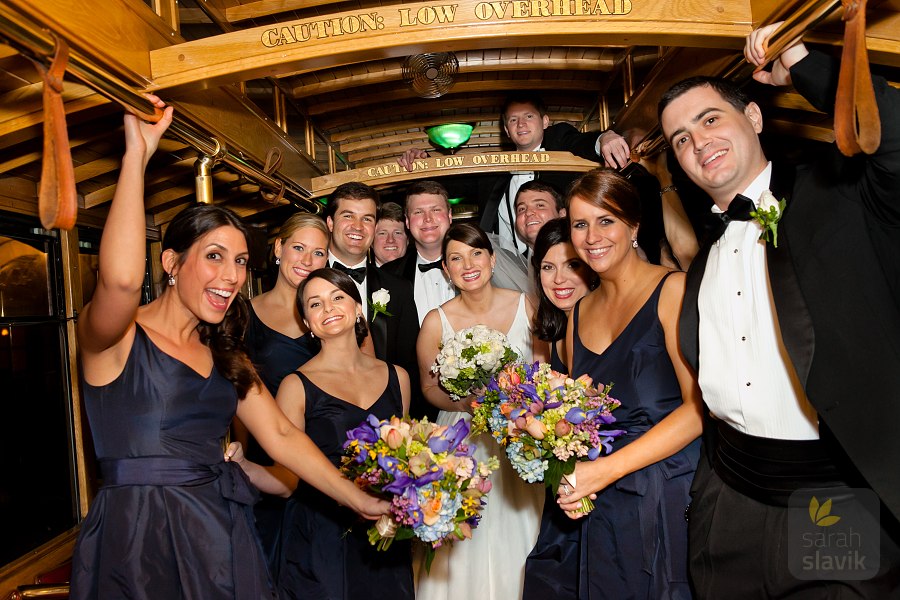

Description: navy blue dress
[243,305,316,577]
[276,365,414,600]
[573,273,699,600]
[71,324,274,599]
[523,341,582,599]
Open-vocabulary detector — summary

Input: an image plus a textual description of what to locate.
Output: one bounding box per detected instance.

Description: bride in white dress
[416,222,548,600]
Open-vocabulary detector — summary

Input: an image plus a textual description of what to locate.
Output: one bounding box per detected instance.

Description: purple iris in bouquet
[342,415,498,570]
[471,361,624,513]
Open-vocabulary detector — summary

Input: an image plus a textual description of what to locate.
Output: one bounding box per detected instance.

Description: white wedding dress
[416,293,544,600]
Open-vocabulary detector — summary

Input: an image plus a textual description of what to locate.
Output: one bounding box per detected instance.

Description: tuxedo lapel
[402,253,417,284]
[365,268,388,360]
[679,238,712,375]
[765,163,815,387]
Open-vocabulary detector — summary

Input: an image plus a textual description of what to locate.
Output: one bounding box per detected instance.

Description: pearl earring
[167,274,176,286]
[356,314,362,324]
[275,257,280,265]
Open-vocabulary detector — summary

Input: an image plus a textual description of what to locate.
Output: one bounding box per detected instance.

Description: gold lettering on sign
[400,4,459,26]
[261,12,384,47]
[262,2,631,48]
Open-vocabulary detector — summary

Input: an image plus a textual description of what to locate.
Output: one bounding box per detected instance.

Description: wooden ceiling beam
[289,53,620,98]
[318,94,588,130]
[150,2,752,92]
[306,78,601,117]
[329,112,584,143]
[225,0,334,23]
[0,81,108,137]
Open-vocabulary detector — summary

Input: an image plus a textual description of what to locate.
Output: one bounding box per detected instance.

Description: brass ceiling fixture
[402,52,459,99]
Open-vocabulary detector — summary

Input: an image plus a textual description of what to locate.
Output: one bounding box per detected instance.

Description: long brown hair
[162,204,261,399]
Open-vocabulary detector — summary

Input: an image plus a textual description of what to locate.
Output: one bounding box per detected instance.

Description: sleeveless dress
[572,273,699,600]
[244,304,317,577]
[71,324,274,599]
[276,364,414,600]
[522,340,581,599]
[417,293,544,600]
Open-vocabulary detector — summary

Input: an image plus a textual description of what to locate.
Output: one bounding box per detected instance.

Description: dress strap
[437,306,455,338]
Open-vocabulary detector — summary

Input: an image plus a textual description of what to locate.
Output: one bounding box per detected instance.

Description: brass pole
[0,6,319,213]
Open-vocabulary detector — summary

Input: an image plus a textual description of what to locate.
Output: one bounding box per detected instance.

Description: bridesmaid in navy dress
[558,169,703,599]
[242,268,414,600]
[523,218,597,598]
[235,212,329,575]
[71,99,388,599]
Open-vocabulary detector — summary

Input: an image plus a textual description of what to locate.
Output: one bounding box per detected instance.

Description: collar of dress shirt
[711,162,773,215]
[328,250,367,270]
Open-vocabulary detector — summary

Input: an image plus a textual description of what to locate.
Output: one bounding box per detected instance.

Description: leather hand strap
[260,146,286,204]
[32,35,77,230]
[834,0,881,156]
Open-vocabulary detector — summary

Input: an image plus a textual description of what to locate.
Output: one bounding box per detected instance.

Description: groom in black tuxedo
[324,182,425,417]
[659,24,900,596]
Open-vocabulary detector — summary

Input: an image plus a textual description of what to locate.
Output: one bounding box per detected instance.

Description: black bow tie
[706,193,756,243]
[719,194,756,225]
[418,260,443,273]
[332,261,366,283]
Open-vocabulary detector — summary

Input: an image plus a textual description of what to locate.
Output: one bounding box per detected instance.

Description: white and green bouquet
[431,325,518,401]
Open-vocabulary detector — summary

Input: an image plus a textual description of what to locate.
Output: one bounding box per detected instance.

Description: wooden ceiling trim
[0,81,105,134]
[339,124,499,153]
[3,0,177,85]
[0,125,111,175]
[82,156,195,208]
[290,55,616,98]
[225,0,336,23]
[765,118,835,143]
[329,112,583,143]
[150,0,751,92]
[352,135,509,166]
[340,131,428,153]
[306,79,601,116]
[313,150,599,197]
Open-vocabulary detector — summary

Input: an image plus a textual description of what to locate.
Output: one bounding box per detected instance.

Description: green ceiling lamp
[426,123,474,150]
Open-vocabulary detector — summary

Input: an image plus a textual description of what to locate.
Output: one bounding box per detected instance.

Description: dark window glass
[0,218,77,567]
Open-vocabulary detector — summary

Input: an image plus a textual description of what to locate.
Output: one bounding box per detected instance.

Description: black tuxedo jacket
[680,52,900,521]
[381,252,418,285]
[361,264,430,419]
[439,123,602,232]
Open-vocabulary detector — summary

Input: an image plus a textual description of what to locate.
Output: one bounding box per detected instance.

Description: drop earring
[167,274,176,286]
[356,314,362,324]
[632,239,638,249]
[275,257,281,265]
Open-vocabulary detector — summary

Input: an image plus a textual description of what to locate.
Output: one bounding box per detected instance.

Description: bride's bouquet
[471,361,624,513]
[342,415,498,570]
[432,325,519,401]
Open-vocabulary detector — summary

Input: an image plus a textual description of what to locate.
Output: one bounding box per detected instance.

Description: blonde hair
[276,212,329,247]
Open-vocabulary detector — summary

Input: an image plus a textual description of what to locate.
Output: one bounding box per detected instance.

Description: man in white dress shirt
[398,95,632,253]
[513,180,565,261]
[659,24,900,597]
[382,181,456,325]
[323,182,425,417]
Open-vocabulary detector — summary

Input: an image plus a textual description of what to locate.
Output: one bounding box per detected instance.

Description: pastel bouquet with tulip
[471,361,624,513]
[432,325,519,401]
[342,415,498,570]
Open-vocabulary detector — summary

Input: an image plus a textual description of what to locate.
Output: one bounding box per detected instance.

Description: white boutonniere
[369,288,393,321]
[750,190,786,248]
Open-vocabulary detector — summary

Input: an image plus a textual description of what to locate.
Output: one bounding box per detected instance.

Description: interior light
[426,124,474,149]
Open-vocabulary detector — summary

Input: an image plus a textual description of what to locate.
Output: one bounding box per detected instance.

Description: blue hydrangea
[413,488,462,543]
[488,407,508,443]
[506,440,547,483]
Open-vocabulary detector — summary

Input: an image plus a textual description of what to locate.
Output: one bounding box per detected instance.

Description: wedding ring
[562,484,570,495]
